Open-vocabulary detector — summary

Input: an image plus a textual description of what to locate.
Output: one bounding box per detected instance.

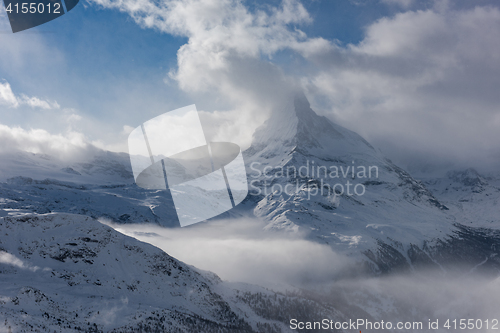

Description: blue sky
[1,0,500,172]
[2,0,391,111]
[1,3,188,133]
[3,0,392,147]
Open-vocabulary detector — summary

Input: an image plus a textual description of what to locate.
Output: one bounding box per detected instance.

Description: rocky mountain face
[0,213,355,332]
[422,168,500,228]
[242,93,500,274]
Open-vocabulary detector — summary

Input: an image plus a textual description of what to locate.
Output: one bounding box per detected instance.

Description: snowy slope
[0,148,183,227]
[0,213,348,333]
[0,95,499,331]
[244,95,452,250]
[0,94,498,275]
[0,150,134,185]
[422,169,500,228]
[242,93,500,273]
[0,176,180,227]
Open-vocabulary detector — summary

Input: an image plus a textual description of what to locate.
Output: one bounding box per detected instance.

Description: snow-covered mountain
[422,168,500,228]
[0,150,134,185]
[1,94,500,331]
[1,94,499,275]
[242,93,500,274]
[0,150,183,227]
[0,213,354,332]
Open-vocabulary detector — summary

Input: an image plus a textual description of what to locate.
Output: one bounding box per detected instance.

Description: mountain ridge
[242,93,500,274]
[0,94,498,275]
[0,213,351,332]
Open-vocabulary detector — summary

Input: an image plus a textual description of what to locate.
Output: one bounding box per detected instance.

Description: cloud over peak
[303,5,500,172]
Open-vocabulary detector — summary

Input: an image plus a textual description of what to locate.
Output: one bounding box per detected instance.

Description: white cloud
[0,123,92,159]
[320,271,500,327]
[122,125,134,135]
[0,81,19,107]
[74,0,500,171]
[0,80,60,109]
[0,251,43,272]
[88,0,327,149]
[19,95,60,109]
[104,218,352,287]
[380,0,414,8]
[302,6,500,172]
[0,117,137,158]
[104,216,500,320]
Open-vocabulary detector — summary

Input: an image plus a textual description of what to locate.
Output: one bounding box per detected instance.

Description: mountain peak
[245,93,375,162]
[292,91,313,118]
[447,168,488,187]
